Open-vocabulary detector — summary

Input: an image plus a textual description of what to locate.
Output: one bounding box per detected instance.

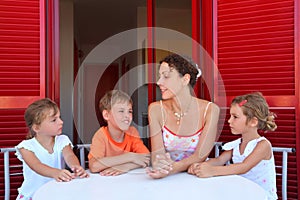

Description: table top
[33,169,267,200]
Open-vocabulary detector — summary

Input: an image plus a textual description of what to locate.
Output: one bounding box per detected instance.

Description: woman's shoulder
[149,99,174,109]
[196,98,217,106]
[195,98,220,112]
[148,100,164,115]
[148,100,161,110]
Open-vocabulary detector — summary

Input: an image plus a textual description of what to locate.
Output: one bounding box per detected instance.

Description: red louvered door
[214,0,299,199]
[0,1,48,199]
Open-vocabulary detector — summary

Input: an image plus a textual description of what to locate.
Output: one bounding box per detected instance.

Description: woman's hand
[146,153,174,179]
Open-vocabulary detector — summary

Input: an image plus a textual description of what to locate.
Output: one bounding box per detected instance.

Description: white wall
[59,0,74,139]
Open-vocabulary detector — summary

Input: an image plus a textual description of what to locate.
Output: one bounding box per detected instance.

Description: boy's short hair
[99,90,133,112]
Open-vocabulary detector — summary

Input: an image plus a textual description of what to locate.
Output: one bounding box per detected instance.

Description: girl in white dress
[188,92,278,200]
[15,98,89,200]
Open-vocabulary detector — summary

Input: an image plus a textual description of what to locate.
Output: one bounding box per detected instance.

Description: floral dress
[161,101,211,161]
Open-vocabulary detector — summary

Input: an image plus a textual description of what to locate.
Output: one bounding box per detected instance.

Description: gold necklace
[173,97,193,125]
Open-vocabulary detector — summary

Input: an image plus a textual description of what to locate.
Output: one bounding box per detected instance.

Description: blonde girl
[16,98,89,200]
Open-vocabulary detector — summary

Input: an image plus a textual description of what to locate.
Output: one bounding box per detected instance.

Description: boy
[88,90,150,176]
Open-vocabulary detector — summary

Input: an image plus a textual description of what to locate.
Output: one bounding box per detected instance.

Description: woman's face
[157,62,184,99]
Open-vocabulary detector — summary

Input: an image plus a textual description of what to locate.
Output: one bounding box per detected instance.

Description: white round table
[33,169,267,200]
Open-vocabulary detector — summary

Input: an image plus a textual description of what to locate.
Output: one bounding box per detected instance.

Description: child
[88,90,150,176]
[15,98,89,200]
[188,92,278,200]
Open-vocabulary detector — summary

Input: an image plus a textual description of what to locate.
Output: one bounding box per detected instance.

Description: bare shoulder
[148,100,166,116]
[148,101,161,111]
[196,98,220,113]
[257,138,272,150]
[255,139,272,159]
[148,100,166,126]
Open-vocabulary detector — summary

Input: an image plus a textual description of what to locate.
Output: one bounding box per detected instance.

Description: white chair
[0,147,22,200]
[0,145,85,200]
[272,147,295,200]
[213,142,295,200]
[74,144,91,169]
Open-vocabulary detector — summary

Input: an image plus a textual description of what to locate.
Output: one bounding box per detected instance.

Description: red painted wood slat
[216,0,298,199]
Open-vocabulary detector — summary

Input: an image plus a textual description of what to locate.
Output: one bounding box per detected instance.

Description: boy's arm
[99,162,145,176]
[89,152,150,173]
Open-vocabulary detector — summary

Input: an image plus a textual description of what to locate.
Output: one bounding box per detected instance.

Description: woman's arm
[148,102,166,164]
[195,102,221,161]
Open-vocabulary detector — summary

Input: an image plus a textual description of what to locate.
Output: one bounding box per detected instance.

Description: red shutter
[0,0,46,199]
[215,0,298,199]
[0,0,46,109]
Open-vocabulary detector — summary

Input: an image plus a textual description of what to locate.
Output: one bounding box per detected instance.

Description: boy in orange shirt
[88,90,150,176]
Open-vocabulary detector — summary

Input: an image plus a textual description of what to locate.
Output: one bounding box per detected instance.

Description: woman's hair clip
[238,99,247,107]
[196,64,202,78]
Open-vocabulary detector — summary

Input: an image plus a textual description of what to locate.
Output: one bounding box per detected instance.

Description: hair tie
[196,64,202,78]
[238,99,247,107]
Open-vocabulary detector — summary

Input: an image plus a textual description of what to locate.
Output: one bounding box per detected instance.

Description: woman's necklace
[172,97,193,125]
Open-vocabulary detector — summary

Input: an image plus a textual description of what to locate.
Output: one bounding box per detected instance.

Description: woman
[146,53,220,179]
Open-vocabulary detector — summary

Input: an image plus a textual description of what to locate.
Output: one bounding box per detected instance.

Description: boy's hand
[100,167,126,176]
[128,152,150,167]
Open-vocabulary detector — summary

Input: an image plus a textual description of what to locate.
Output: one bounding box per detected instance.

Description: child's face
[228,104,248,135]
[108,101,133,131]
[35,109,64,137]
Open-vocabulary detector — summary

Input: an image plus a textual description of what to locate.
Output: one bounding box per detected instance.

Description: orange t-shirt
[88,126,149,160]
